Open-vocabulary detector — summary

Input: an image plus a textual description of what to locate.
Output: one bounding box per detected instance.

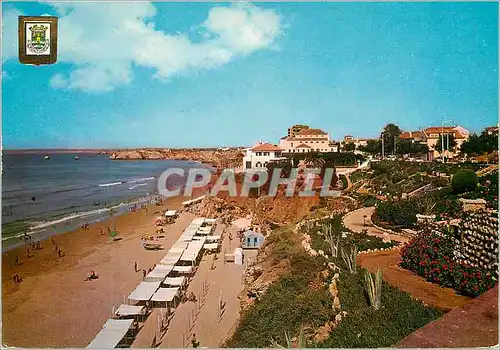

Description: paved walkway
[132,223,257,348]
[397,285,498,348]
[342,207,408,243]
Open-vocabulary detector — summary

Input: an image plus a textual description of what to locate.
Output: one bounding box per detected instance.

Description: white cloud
[2,7,23,61]
[49,73,68,89]
[2,3,283,92]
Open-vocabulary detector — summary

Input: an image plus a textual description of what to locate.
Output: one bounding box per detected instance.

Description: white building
[242,141,286,169]
[278,128,338,153]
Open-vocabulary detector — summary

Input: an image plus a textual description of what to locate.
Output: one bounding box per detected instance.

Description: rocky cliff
[108,148,244,168]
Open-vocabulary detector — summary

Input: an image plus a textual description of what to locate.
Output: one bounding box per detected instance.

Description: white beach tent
[151,287,180,303]
[145,265,174,282]
[205,218,217,224]
[86,328,127,349]
[204,243,219,251]
[128,281,161,301]
[191,217,206,225]
[206,235,221,242]
[163,276,186,287]
[115,304,146,318]
[172,265,194,275]
[159,252,183,265]
[103,319,134,330]
[87,319,133,349]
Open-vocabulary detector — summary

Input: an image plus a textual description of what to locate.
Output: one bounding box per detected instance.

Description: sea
[2,153,207,252]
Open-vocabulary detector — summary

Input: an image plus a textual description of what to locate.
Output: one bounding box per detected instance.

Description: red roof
[400,131,425,140]
[423,127,467,139]
[288,137,329,141]
[297,128,327,136]
[251,143,282,152]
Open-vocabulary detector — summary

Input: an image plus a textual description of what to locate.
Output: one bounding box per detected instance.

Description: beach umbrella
[109,230,118,238]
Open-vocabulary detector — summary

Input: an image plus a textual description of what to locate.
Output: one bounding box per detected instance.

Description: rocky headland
[107,148,244,168]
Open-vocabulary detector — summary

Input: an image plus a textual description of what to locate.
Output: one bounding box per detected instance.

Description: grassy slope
[226,216,443,348]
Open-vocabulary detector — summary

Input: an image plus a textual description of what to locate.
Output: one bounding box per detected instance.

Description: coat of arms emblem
[19,16,58,65]
[27,24,50,54]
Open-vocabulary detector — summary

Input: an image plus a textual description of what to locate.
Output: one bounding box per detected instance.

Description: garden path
[343,207,471,311]
[342,207,408,243]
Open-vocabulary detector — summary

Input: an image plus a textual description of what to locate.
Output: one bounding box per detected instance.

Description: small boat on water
[44,155,50,160]
[74,156,80,160]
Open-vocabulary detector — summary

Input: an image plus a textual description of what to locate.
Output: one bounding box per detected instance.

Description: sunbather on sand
[85,271,99,281]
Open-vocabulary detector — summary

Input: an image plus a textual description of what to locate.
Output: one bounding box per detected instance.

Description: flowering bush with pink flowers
[400,232,497,297]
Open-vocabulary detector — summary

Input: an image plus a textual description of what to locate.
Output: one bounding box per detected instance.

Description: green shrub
[451,170,478,193]
[374,199,419,228]
[399,233,497,297]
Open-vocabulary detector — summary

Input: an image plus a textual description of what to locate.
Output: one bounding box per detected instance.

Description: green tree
[460,131,498,156]
[304,151,325,168]
[358,140,382,156]
[396,139,429,156]
[435,134,457,153]
[344,142,356,152]
[382,124,402,155]
[451,169,478,193]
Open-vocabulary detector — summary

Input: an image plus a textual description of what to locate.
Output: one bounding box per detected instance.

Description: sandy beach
[1,189,210,347]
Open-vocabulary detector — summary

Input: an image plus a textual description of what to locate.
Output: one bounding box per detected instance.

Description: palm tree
[304,151,325,169]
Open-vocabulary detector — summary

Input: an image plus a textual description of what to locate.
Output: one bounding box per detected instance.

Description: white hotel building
[278,128,338,153]
[242,141,287,170]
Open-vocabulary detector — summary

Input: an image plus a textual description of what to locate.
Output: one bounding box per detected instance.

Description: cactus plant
[270,327,307,348]
[341,246,358,274]
[324,223,341,258]
[364,269,383,310]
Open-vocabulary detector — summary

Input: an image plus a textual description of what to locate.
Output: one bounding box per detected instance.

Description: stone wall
[458,198,487,213]
[453,210,498,273]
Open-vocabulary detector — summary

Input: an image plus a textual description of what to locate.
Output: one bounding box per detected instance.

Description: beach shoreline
[1,186,209,347]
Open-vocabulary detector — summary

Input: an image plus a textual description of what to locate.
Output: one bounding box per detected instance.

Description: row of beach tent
[86,217,220,348]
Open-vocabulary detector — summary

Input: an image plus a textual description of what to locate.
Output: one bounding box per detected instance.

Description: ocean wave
[127,177,155,184]
[27,202,132,231]
[129,183,148,190]
[98,181,123,187]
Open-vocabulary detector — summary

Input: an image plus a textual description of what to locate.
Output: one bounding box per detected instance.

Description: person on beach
[134,261,138,273]
[191,334,200,348]
[142,269,146,280]
[188,292,197,303]
[14,255,19,265]
[13,273,22,283]
[100,228,104,235]
[51,237,55,245]
[58,249,64,257]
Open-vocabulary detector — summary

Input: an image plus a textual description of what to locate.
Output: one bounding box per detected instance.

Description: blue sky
[2,2,498,149]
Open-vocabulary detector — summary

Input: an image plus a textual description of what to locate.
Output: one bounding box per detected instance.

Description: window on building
[263,152,269,156]
[256,152,262,156]
[256,161,262,167]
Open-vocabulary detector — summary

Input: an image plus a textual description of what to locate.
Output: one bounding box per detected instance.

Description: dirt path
[397,285,498,348]
[343,207,408,243]
[357,250,471,311]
